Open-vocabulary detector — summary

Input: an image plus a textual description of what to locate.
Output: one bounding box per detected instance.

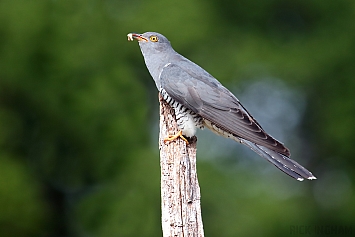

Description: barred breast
[160,89,204,137]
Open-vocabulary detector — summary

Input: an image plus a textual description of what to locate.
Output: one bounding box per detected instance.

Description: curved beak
[127,33,148,42]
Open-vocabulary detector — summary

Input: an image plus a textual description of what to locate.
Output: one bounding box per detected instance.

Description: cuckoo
[127,32,316,181]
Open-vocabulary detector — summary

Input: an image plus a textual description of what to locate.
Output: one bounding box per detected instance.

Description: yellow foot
[164,130,189,144]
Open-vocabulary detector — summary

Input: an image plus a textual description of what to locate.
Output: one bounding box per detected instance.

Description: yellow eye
[149,36,159,42]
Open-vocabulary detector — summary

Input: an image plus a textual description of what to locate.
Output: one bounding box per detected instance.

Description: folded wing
[159,63,290,156]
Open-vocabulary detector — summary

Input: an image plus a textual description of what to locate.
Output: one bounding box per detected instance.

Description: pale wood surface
[159,94,205,237]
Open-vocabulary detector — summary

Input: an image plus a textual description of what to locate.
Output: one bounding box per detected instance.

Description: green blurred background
[1,0,354,236]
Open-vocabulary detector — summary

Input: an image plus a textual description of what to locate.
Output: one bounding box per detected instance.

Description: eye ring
[149,36,159,42]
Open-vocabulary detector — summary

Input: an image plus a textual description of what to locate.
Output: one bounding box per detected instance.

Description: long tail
[240,139,316,181]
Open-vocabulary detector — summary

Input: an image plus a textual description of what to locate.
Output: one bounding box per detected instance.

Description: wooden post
[159,94,205,237]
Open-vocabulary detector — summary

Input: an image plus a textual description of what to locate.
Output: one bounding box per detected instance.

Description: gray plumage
[128,32,316,181]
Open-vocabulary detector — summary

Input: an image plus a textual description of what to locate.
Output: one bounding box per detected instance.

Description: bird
[127,32,316,181]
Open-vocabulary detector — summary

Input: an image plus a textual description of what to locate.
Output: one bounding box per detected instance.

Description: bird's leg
[164,130,189,144]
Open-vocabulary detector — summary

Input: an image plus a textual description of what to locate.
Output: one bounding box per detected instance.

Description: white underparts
[160,89,204,137]
[176,112,197,137]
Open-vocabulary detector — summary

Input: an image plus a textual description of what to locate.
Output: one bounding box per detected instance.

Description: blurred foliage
[0,0,354,236]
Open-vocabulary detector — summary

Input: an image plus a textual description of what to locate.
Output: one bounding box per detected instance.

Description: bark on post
[159,94,205,237]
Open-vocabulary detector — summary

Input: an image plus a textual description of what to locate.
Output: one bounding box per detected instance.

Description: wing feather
[160,63,290,156]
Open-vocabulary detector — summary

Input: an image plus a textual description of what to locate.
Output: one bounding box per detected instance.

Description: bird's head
[127,32,175,85]
[127,32,173,54]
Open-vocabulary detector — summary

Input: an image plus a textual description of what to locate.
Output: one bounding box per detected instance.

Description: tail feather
[241,139,316,181]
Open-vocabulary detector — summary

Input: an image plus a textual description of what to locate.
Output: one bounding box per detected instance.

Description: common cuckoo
[127,32,316,181]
